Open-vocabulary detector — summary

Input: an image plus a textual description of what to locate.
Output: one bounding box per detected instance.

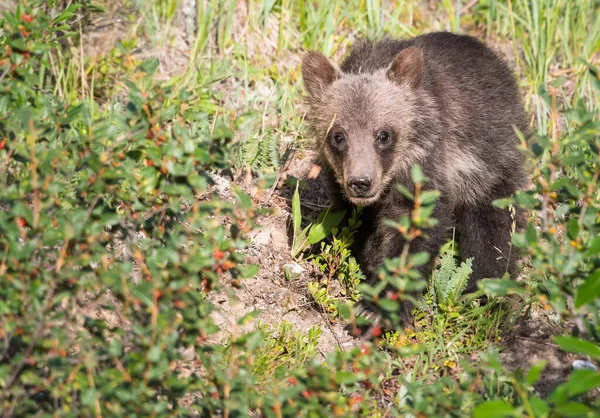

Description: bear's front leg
[355,201,451,325]
[455,204,521,291]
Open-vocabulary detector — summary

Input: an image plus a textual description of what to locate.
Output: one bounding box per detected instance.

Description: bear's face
[302,47,426,206]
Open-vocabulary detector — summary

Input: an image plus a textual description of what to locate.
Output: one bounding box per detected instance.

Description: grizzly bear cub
[302,32,527,321]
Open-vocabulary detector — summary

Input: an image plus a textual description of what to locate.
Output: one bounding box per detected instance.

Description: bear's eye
[331,132,346,146]
[376,130,393,145]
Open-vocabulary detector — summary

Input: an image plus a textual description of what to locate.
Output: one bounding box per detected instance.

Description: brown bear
[301,32,527,321]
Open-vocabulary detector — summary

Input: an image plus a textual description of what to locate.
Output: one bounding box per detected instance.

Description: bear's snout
[347,176,373,196]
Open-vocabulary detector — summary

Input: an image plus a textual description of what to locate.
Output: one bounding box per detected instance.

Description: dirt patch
[207,152,362,356]
[501,314,573,396]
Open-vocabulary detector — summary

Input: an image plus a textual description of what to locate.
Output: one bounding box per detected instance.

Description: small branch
[0,65,12,84]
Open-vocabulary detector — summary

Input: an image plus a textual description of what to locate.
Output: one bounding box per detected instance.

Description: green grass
[130,0,599,173]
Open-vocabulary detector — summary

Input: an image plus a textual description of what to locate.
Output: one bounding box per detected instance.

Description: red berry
[21,13,33,23]
[372,326,382,337]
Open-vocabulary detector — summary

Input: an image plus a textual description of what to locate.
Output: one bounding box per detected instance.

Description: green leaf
[211,124,234,140]
[292,183,301,235]
[188,173,209,192]
[565,370,600,397]
[378,298,399,312]
[307,210,346,245]
[397,184,414,200]
[478,279,526,296]
[410,252,430,267]
[588,236,600,256]
[588,63,600,91]
[526,360,547,385]
[245,330,265,351]
[109,338,122,356]
[234,188,253,209]
[337,302,352,320]
[555,203,570,219]
[81,389,97,407]
[448,258,473,303]
[238,264,259,278]
[473,400,517,418]
[420,190,440,206]
[554,336,600,360]
[148,346,162,362]
[528,395,549,417]
[575,271,600,308]
[53,10,77,24]
[411,164,426,184]
[291,223,311,258]
[335,370,361,385]
[0,365,9,386]
[237,310,261,325]
[554,402,593,417]
[139,58,160,77]
[567,217,580,240]
[19,370,42,386]
[526,223,537,245]
[432,251,456,303]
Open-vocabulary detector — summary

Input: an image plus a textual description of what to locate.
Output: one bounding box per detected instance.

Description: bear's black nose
[347,176,373,196]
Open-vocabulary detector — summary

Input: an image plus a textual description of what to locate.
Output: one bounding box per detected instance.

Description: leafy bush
[476,83,600,415]
[309,207,365,316]
[1,1,600,417]
[0,2,257,415]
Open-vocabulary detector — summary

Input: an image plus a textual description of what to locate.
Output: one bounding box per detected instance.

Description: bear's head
[302,47,428,206]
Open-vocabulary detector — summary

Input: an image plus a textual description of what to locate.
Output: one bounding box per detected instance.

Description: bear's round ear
[302,51,341,97]
[386,47,424,88]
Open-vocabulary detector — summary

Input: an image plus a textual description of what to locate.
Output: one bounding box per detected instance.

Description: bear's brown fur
[302,33,528,322]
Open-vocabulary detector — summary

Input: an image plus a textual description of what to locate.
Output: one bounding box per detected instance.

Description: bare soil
[208,151,362,357]
[500,314,573,397]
